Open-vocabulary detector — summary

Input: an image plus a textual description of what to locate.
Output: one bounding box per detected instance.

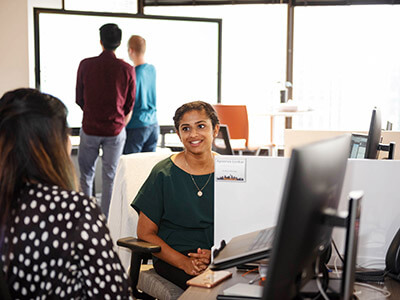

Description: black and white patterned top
[1,182,132,299]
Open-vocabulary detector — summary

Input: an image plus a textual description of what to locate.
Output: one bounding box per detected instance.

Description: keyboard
[248,228,275,251]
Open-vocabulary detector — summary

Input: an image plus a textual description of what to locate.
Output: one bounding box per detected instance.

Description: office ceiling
[143,0,400,5]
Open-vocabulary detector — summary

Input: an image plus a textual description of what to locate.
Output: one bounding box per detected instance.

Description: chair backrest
[108,151,172,271]
[212,125,234,155]
[213,104,250,148]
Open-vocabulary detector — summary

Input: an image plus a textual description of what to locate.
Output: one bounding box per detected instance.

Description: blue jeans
[78,129,126,218]
[123,124,159,154]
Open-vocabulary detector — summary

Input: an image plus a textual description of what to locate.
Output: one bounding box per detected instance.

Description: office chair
[108,152,184,300]
[212,124,235,155]
[213,104,260,155]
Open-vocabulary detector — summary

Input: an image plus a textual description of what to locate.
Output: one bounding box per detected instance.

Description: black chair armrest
[117,237,162,299]
[117,237,161,254]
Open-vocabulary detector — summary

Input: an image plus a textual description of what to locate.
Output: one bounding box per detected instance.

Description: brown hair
[173,101,220,131]
[128,35,146,55]
[0,88,78,229]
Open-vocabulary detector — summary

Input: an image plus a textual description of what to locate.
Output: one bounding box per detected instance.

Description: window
[293,5,400,131]
[146,5,288,145]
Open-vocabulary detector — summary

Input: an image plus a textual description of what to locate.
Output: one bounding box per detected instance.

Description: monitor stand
[300,192,363,300]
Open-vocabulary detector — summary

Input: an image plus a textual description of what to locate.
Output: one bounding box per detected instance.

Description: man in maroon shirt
[76,23,136,218]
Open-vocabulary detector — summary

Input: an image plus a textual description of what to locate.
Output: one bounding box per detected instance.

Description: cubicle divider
[214,155,400,269]
[284,129,400,160]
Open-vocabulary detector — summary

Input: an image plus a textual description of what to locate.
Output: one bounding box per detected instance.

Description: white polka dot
[69,203,76,210]
[41,231,49,242]
[34,239,40,247]
[21,287,27,295]
[74,211,81,218]
[21,232,27,241]
[32,215,39,223]
[24,259,31,267]
[28,231,35,240]
[91,238,98,246]
[54,195,61,202]
[101,251,109,259]
[44,246,50,255]
[33,251,39,260]
[62,242,69,251]
[57,213,63,221]
[92,224,99,233]
[111,284,117,293]
[83,255,90,262]
[66,221,73,229]
[25,246,31,254]
[44,194,51,201]
[89,248,96,255]
[53,240,59,248]
[61,231,67,239]
[36,191,43,198]
[18,254,24,262]
[50,202,56,210]
[21,203,27,210]
[52,227,59,235]
[30,200,37,209]
[49,215,55,223]
[39,220,46,229]
[81,230,89,240]
[39,204,46,213]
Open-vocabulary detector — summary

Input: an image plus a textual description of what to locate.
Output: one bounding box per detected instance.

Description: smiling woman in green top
[131,101,220,290]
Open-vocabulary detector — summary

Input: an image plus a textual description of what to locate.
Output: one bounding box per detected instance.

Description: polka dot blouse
[1,182,132,299]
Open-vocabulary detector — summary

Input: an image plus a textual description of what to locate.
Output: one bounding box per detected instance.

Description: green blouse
[131,157,214,252]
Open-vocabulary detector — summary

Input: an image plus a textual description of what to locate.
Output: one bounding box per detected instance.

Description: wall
[0,0,61,96]
[0,0,29,95]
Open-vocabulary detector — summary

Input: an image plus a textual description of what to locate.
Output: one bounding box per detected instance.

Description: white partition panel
[215,156,400,269]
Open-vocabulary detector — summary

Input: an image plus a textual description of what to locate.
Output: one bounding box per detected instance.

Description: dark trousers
[153,249,196,290]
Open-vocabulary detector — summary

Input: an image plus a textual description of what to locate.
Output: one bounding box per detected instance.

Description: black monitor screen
[350,133,368,159]
[365,108,382,159]
[262,134,351,300]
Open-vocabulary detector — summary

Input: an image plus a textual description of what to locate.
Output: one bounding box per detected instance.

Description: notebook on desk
[211,227,275,270]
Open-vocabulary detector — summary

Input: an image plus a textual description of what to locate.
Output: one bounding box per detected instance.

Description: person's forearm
[124,111,132,125]
[138,231,188,270]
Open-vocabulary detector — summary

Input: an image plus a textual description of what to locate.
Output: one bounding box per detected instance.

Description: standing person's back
[123,35,159,154]
[76,23,136,218]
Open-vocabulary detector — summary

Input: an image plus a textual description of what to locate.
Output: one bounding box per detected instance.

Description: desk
[179,267,400,299]
[253,110,312,155]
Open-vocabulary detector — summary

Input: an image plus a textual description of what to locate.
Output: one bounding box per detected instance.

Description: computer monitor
[365,108,382,159]
[262,134,351,300]
[349,133,368,159]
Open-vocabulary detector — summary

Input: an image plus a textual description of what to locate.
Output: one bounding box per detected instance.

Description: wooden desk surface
[179,267,400,299]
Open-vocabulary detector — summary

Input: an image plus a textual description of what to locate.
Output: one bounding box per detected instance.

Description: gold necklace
[184,154,213,197]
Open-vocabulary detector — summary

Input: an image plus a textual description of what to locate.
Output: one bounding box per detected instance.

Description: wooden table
[179,267,400,299]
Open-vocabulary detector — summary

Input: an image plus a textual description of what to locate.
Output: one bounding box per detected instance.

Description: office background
[1,0,400,147]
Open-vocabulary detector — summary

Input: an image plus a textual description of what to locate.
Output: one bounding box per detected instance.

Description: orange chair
[213,104,260,155]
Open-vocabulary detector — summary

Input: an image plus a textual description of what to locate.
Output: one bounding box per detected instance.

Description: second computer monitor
[365,108,382,159]
[262,134,351,300]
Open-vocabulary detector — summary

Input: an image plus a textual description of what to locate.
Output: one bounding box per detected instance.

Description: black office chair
[212,125,235,155]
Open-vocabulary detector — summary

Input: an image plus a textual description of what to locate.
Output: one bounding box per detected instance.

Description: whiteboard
[35,9,220,127]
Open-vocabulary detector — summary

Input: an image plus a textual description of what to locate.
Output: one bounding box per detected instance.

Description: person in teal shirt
[131,101,220,290]
[123,35,158,154]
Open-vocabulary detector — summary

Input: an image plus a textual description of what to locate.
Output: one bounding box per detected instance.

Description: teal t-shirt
[131,157,214,252]
[126,63,157,129]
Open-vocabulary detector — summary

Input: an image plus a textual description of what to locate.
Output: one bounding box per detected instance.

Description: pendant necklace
[184,154,213,197]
